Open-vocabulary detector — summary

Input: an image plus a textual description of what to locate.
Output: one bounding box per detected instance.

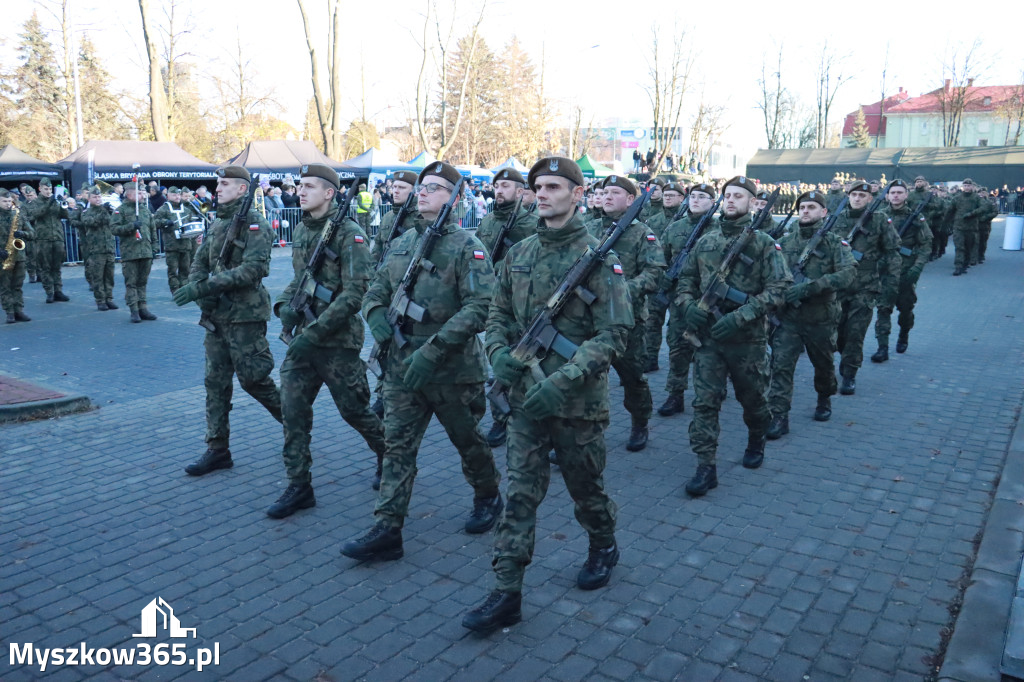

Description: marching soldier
[644,180,683,239]
[173,165,283,476]
[640,176,665,222]
[78,186,118,311]
[584,180,606,232]
[872,180,931,359]
[643,181,686,373]
[0,189,33,323]
[110,182,158,322]
[462,157,632,633]
[267,165,387,518]
[154,187,200,293]
[17,184,39,284]
[597,175,666,451]
[831,182,901,394]
[766,191,855,439]
[826,177,845,209]
[341,161,502,562]
[947,178,983,276]
[976,189,999,264]
[24,178,70,303]
[676,176,791,497]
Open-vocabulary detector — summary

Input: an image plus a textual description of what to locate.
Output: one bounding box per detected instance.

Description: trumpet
[3,208,26,271]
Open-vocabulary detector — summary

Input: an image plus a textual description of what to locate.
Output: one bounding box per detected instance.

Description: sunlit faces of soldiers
[798,200,827,226]
[416,175,455,218]
[662,187,683,210]
[914,178,928,191]
[533,175,584,227]
[521,186,536,206]
[960,179,975,194]
[168,189,181,204]
[688,189,714,215]
[830,179,842,191]
[649,183,663,201]
[297,177,336,216]
[19,185,37,201]
[216,176,249,204]
[493,178,523,207]
[752,197,768,213]
[722,186,753,219]
[887,185,908,209]
[869,181,880,194]
[38,183,53,199]
[391,179,414,205]
[0,194,12,210]
[88,192,103,207]
[848,189,872,210]
[602,185,635,215]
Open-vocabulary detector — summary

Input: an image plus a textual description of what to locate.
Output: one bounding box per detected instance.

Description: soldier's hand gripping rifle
[845,181,894,262]
[367,176,465,378]
[788,196,848,309]
[197,181,259,333]
[895,194,931,257]
[653,194,723,308]
[682,188,780,349]
[279,181,360,344]
[374,191,416,269]
[487,189,652,418]
[488,195,523,263]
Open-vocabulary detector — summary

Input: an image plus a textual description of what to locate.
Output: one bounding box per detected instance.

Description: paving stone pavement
[2,226,1023,681]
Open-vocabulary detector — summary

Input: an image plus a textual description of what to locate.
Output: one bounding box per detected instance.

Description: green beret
[662,182,684,195]
[796,191,827,209]
[88,185,102,196]
[849,182,872,194]
[39,178,52,187]
[418,161,463,189]
[216,165,251,182]
[649,176,668,187]
[889,179,908,190]
[300,163,340,190]
[0,188,10,198]
[755,190,771,201]
[392,170,418,186]
[914,175,927,182]
[723,176,756,196]
[603,174,637,196]
[962,177,975,185]
[527,156,585,191]
[167,186,181,194]
[689,183,717,199]
[493,168,526,185]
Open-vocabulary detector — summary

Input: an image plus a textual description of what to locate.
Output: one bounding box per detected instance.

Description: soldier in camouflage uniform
[17,184,39,284]
[826,178,846,211]
[830,182,901,394]
[872,180,931,360]
[656,182,719,417]
[0,189,33,323]
[266,165,387,519]
[639,176,665,222]
[583,180,606,232]
[174,165,283,477]
[976,189,999,264]
[341,161,502,563]
[67,191,91,292]
[110,183,159,322]
[78,186,118,311]
[463,157,632,633]
[643,181,686,373]
[947,178,984,276]
[766,191,856,439]
[597,175,665,451]
[24,178,70,303]
[677,176,791,497]
[154,187,199,293]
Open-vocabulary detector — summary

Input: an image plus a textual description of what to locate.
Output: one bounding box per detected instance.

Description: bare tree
[138,0,169,141]
[297,0,343,158]
[567,105,598,160]
[644,23,694,176]
[757,46,792,149]
[938,40,988,147]
[875,43,889,148]
[687,93,729,171]
[813,42,852,148]
[1001,71,1024,145]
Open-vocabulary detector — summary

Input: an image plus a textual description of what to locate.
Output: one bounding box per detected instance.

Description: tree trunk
[297,0,331,156]
[139,0,170,141]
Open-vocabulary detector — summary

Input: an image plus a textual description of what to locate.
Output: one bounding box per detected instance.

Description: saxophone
[2,208,25,271]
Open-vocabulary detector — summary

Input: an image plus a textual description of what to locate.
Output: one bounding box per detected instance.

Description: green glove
[366,308,392,344]
[785,281,815,305]
[684,302,709,330]
[278,304,303,331]
[173,280,210,306]
[491,347,527,386]
[522,372,570,421]
[710,312,742,341]
[402,341,444,391]
[903,266,923,285]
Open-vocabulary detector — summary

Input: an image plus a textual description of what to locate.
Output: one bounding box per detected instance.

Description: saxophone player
[0,188,34,323]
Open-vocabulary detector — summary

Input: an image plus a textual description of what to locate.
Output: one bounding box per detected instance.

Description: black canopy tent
[226,140,356,182]
[745,148,903,184]
[0,145,63,183]
[58,140,217,192]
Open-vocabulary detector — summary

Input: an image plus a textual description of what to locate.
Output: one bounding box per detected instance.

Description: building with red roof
[840,88,911,147]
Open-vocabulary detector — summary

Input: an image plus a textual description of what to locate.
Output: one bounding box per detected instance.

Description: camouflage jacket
[659,210,719,299]
[77,205,116,255]
[474,201,538,263]
[830,205,901,300]
[371,198,426,266]
[645,204,680,239]
[0,207,34,264]
[276,208,372,349]
[826,188,846,210]
[598,212,666,321]
[188,196,274,324]
[948,191,984,232]
[640,197,663,222]
[24,196,68,242]
[485,213,632,420]
[362,216,494,384]
[153,201,202,252]
[110,203,158,261]
[777,219,856,325]
[883,203,932,274]
[977,195,1000,226]
[677,212,792,344]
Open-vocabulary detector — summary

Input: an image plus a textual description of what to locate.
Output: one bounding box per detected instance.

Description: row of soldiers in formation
[150,152,988,634]
[0,181,207,323]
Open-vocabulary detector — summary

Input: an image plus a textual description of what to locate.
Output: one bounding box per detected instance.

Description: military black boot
[53,291,70,302]
[465,493,503,534]
[96,301,109,311]
[685,464,717,497]
[486,420,507,447]
[839,370,856,395]
[626,418,649,452]
[766,415,789,440]
[130,307,142,323]
[105,299,118,310]
[340,522,403,561]
[45,292,54,303]
[657,394,685,416]
[462,591,522,632]
[743,433,766,469]
[871,345,888,363]
[644,356,659,373]
[13,310,30,322]
[5,312,15,324]
[266,480,316,519]
[896,331,909,354]
[953,267,964,276]
[577,543,619,590]
[813,395,832,422]
[184,447,233,476]
[138,305,157,321]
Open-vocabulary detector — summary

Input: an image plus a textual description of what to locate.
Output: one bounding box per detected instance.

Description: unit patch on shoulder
[354,235,365,243]
[473,249,486,260]
[612,263,623,275]
[249,223,260,231]
[774,243,782,250]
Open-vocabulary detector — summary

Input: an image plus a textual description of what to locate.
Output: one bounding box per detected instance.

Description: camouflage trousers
[953,228,977,270]
[0,262,26,313]
[374,380,500,527]
[611,318,652,422]
[837,291,876,376]
[931,228,949,258]
[690,339,771,466]
[121,258,152,309]
[79,239,92,288]
[279,344,385,483]
[768,320,838,418]
[665,301,696,397]
[165,249,192,293]
[874,279,918,346]
[25,241,36,278]
[86,253,115,303]
[35,240,65,296]
[644,296,669,364]
[493,415,617,592]
[203,321,282,449]
[978,224,992,262]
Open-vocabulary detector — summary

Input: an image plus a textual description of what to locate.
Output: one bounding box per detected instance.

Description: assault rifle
[669,195,691,223]
[682,188,780,348]
[487,189,652,418]
[279,181,361,344]
[374,192,416,269]
[367,176,465,378]
[895,194,931,257]
[788,196,848,309]
[488,195,523,263]
[197,181,259,333]
[767,204,796,240]
[653,194,724,308]
[845,181,894,261]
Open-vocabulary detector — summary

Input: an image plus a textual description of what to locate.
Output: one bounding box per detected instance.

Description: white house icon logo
[133,597,197,638]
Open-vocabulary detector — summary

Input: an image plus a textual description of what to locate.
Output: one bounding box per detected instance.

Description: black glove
[104,204,113,214]
[0,248,8,261]
[12,231,28,240]
[132,219,142,231]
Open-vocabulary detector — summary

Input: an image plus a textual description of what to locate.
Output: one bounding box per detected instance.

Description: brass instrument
[254,185,267,219]
[3,209,26,271]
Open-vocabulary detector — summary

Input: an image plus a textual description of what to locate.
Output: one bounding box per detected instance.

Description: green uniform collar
[798,218,823,238]
[490,200,518,218]
[536,213,587,247]
[718,212,752,237]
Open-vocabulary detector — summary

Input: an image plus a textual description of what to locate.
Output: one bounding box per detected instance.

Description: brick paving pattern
[0,376,66,405]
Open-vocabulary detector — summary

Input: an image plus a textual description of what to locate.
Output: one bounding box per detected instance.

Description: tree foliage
[850,107,871,147]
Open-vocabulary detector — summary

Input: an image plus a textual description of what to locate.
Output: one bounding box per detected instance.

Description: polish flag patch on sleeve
[841,240,850,247]
[249,223,260,231]
[473,249,486,260]
[646,234,657,242]
[613,263,623,275]
[354,235,365,243]
[774,243,782,250]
